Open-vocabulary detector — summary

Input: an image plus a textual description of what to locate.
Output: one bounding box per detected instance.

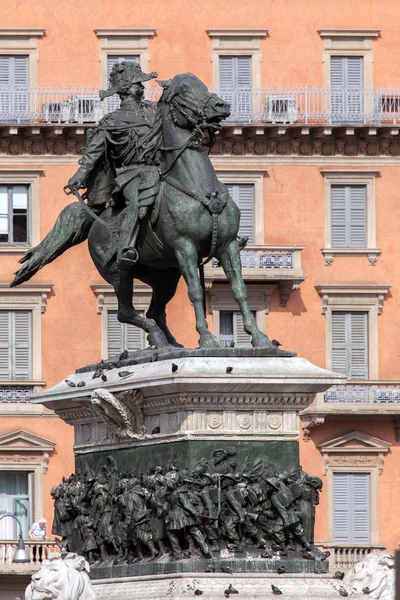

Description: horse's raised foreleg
[175,240,220,349]
[114,268,170,348]
[218,241,275,349]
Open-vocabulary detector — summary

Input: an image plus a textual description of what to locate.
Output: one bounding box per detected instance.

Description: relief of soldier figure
[50,451,329,566]
[11,61,290,353]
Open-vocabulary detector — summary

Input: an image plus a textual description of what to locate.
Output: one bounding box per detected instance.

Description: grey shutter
[330,56,363,123]
[0,310,11,378]
[233,312,252,347]
[106,55,140,112]
[352,473,370,542]
[13,56,28,86]
[331,312,347,374]
[331,185,366,248]
[236,56,251,87]
[107,310,123,358]
[13,311,31,379]
[333,473,350,542]
[349,186,366,247]
[334,473,370,543]
[350,312,368,379]
[0,56,11,86]
[331,186,347,247]
[226,184,254,242]
[219,56,235,88]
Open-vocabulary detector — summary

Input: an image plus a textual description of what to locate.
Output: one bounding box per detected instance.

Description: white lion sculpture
[343,551,394,600]
[25,552,96,600]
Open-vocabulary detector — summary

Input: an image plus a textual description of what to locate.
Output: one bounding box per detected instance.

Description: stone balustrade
[325,383,400,403]
[0,540,58,570]
[316,543,386,571]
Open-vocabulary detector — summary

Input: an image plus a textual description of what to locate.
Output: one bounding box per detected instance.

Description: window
[219,55,251,122]
[0,55,29,121]
[0,471,31,539]
[219,310,254,347]
[0,184,29,245]
[321,170,380,265]
[0,310,31,380]
[225,183,254,242]
[333,472,370,543]
[330,56,363,123]
[106,54,140,112]
[107,310,145,358]
[331,185,366,248]
[332,312,368,379]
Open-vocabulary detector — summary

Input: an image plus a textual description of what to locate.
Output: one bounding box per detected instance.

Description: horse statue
[12,73,279,352]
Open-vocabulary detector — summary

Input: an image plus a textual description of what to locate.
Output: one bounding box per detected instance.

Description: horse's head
[158,73,230,133]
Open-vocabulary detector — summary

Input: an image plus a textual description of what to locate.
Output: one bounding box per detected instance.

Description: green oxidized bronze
[11,62,292,353]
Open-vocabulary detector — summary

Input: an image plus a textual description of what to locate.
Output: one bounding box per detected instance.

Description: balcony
[301,381,400,439]
[1,85,400,126]
[316,543,386,571]
[204,245,305,306]
[0,540,58,573]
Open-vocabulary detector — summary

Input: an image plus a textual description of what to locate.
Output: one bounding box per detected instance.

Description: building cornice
[0,29,46,37]
[94,28,156,38]
[318,29,380,39]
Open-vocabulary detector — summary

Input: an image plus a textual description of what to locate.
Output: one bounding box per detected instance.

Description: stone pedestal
[34,353,347,598]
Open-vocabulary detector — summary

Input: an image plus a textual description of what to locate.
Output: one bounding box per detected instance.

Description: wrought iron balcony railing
[2,85,400,126]
[324,383,400,403]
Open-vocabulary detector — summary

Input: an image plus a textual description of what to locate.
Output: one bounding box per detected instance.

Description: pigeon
[65,379,76,388]
[194,590,203,596]
[172,363,178,372]
[119,350,129,360]
[272,339,282,347]
[320,550,331,561]
[205,563,215,573]
[76,381,86,387]
[221,565,233,574]
[339,589,348,597]
[152,426,161,434]
[276,566,286,574]
[271,543,281,553]
[334,572,345,580]
[226,366,233,374]
[101,374,107,382]
[224,584,238,596]
[92,369,103,379]
[118,371,133,378]
[362,588,371,595]
[271,585,282,595]
[303,551,315,560]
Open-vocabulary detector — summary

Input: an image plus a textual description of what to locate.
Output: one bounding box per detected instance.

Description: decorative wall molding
[315,283,391,316]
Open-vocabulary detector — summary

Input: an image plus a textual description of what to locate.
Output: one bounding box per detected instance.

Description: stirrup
[117,247,139,269]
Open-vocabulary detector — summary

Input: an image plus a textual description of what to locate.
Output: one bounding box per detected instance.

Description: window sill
[0,245,30,254]
[0,380,45,386]
[321,247,381,266]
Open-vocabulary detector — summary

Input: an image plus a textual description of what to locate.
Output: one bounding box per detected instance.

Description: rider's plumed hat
[99,61,158,100]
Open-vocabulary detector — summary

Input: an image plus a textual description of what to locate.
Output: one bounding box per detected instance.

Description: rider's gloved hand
[68,170,86,190]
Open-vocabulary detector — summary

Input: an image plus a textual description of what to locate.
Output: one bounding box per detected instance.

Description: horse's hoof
[147,329,170,348]
[198,331,220,349]
[251,332,276,350]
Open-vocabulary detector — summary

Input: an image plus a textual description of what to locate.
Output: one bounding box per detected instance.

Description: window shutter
[333,473,370,543]
[330,57,345,88]
[351,473,370,543]
[236,56,251,87]
[233,312,252,347]
[13,56,28,86]
[13,311,31,379]
[0,56,11,86]
[226,184,254,242]
[333,472,351,543]
[350,312,368,379]
[219,56,235,88]
[0,311,11,378]
[107,310,123,358]
[331,312,347,374]
[349,186,366,247]
[331,186,347,247]
[125,316,145,351]
[346,56,363,88]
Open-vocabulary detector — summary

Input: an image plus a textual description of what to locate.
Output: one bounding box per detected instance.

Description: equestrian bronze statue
[12,62,277,351]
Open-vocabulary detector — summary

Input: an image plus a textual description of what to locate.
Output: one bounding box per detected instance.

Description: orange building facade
[0,0,400,592]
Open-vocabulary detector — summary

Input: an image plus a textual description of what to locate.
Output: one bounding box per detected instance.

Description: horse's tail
[11,202,94,287]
